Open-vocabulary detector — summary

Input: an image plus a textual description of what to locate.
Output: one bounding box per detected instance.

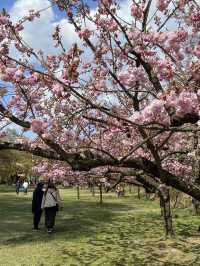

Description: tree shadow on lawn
[0,195,134,247]
[1,192,200,251]
[175,221,200,238]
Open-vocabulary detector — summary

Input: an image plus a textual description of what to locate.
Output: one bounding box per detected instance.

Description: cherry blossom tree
[0,0,200,208]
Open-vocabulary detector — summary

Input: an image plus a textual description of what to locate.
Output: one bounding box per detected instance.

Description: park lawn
[0,187,200,266]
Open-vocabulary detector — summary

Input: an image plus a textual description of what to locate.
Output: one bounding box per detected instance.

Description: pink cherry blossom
[156,0,169,12]
[131,4,143,20]
[191,10,200,32]
[78,28,92,39]
[52,83,63,96]
[31,119,48,134]
[194,45,200,58]
[0,15,9,25]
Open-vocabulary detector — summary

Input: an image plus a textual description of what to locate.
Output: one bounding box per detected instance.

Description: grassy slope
[0,186,200,266]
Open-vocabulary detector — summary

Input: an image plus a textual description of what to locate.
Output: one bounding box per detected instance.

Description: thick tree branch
[1,141,200,200]
[171,113,199,127]
[0,103,30,128]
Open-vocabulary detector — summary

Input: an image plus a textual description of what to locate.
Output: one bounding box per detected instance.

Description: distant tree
[0,129,34,183]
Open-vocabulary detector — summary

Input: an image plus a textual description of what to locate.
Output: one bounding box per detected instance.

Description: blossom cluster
[130,89,199,126]
[191,10,200,32]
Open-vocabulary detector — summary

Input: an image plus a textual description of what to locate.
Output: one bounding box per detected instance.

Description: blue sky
[0,0,15,10]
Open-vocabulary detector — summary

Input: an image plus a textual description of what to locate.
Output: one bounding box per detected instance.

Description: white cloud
[9,0,194,57]
[9,0,81,55]
[8,0,100,57]
[56,18,80,49]
[10,0,54,21]
[10,0,56,54]
[118,0,132,24]
[8,0,118,60]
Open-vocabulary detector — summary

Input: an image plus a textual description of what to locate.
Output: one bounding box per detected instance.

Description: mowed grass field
[1,186,200,266]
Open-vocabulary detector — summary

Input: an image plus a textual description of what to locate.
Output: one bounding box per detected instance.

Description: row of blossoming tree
[0,0,200,235]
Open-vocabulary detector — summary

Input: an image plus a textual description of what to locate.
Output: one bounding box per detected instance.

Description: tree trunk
[92,177,95,196]
[99,184,103,205]
[192,198,200,215]
[160,188,174,237]
[145,191,150,199]
[92,184,95,197]
[172,191,180,209]
[76,186,80,200]
[192,126,200,215]
[137,187,141,199]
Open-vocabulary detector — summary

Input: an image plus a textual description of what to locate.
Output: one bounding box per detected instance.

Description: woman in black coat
[32,182,44,230]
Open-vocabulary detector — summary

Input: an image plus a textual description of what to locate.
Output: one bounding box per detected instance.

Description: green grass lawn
[0,186,200,266]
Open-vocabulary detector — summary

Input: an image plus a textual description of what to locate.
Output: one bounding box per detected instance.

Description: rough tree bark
[137,187,141,199]
[98,183,103,205]
[92,177,95,197]
[192,127,200,215]
[159,186,174,237]
[76,186,80,200]
[114,172,174,236]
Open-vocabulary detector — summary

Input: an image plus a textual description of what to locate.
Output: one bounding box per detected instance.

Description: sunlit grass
[0,186,200,266]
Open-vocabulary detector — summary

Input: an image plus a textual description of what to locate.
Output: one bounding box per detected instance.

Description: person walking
[32,182,44,231]
[41,183,61,233]
[15,180,20,195]
[23,180,29,194]
[116,185,124,198]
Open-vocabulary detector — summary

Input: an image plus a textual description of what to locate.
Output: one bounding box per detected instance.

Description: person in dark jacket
[15,180,21,195]
[32,182,44,230]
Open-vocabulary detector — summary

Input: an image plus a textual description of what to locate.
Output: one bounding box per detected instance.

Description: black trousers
[33,210,43,229]
[44,207,57,229]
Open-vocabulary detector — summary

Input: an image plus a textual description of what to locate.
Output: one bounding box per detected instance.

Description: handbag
[50,192,59,212]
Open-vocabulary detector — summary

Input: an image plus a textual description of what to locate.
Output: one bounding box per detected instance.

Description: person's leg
[46,207,57,232]
[45,208,50,229]
[33,212,38,229]
[38,210,42,225]
[51,207,57,228]
[45,208,54,232]
[34,210,43,229]
[44,207,57,233]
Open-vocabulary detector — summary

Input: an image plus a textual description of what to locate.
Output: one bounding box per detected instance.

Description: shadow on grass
[0,192,134,247]
[1,186,200,257]
[175,222,200,238]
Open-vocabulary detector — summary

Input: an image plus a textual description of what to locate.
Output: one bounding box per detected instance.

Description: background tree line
[0,129,34,184]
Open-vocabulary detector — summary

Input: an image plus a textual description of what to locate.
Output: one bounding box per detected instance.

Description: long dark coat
[32,183,44,213]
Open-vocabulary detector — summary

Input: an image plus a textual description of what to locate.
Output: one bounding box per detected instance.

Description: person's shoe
[47,229,52,233]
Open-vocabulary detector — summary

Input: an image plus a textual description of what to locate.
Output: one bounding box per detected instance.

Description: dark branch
[1,141,200,200]
[171,113,199,127]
